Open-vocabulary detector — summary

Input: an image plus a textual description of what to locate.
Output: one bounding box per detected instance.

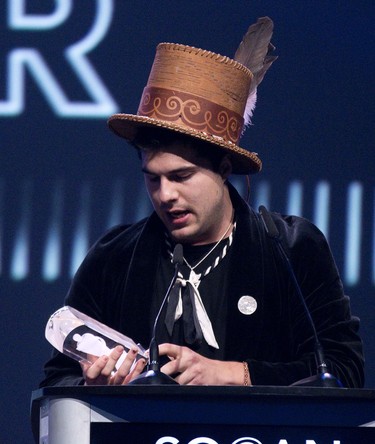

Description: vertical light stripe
[344,182,363,286]
[11,180,32,280]
[70,182,91,277]
[373,188,375,285]
[286,180,303,216]
[0,179,3,275]
[254,181,271,212]
[313,181,330,238]
[42,180,64,281]
[106,178,125,228]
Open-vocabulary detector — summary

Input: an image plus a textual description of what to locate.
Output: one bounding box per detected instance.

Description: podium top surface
[32,384,375,402]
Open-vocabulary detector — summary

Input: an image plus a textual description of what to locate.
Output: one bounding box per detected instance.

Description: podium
[31,385,375,443]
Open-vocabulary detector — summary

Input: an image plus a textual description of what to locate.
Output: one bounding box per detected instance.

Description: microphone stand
[259,206,342,388]
[129,244,183,385]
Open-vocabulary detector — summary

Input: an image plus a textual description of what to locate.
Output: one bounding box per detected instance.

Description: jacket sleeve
[39,225,130,388]
[39,260,109,387]
[247,214,365,388]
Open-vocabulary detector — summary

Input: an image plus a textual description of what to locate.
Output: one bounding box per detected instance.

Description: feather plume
[234,17,278,127]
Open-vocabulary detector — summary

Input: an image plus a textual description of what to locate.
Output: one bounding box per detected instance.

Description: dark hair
[132,126,228,172]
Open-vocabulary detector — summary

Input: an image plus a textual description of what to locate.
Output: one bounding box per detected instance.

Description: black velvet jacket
[40,184,364,388]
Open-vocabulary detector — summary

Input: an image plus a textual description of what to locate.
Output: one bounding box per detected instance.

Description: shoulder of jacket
[95,218,147,244]
[256,209,327,250]
[83,217,154,261]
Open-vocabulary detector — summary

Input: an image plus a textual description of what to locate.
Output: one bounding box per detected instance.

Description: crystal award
[45,306,147,369]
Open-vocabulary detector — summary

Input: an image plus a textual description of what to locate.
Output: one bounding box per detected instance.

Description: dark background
[0,1,374,442]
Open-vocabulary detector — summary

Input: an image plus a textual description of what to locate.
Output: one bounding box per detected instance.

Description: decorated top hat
[108,17,276,175]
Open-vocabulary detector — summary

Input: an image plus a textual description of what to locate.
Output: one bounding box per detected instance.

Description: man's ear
[219,156,233,180]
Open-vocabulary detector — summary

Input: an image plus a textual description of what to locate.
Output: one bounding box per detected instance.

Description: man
[40,19,364,388]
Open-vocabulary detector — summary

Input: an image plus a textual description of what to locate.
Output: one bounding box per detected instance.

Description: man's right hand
[81,345,147,385]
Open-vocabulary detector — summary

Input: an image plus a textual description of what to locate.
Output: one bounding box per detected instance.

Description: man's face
[141,141,233,246]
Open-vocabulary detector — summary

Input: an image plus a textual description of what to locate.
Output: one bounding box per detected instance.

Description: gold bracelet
[243,361,250,386]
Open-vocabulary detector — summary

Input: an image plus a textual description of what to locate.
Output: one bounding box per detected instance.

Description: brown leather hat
[108,17,276,174]
[108,18,277,174]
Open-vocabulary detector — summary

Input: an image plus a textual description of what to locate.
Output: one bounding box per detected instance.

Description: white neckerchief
[171,269,219,349]
[166,221,236,349]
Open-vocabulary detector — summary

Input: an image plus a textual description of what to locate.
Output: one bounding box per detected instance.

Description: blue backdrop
[0,1,374,442]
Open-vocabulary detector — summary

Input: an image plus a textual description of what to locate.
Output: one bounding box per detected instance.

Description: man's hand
[159,343,250,386]
[80,345,147,385]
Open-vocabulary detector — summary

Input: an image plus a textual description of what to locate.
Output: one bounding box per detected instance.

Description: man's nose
[159,177,178,202]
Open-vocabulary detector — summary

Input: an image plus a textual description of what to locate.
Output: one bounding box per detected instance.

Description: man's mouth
[167,210,190,224]
[170,210,187,218]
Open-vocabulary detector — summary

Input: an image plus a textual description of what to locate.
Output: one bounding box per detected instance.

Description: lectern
[31,385,375,443]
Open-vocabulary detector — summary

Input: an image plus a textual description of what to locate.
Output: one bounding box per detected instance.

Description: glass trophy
[45,306,147,369]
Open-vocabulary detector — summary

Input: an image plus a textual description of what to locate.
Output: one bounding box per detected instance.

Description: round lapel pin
[237,295,257,315]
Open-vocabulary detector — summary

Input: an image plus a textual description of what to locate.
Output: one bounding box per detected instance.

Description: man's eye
[174,174,192,182]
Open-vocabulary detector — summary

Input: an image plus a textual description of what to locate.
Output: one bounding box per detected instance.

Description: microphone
[129,243,183,385]
[258,205,342,388]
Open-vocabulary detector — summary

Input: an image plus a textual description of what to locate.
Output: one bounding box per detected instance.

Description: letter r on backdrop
[0,0,118,117]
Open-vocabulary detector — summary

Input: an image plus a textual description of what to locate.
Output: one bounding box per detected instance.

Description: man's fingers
[82,345,147,386]
[124,358,147,384]
[158,343,181,360]
[160,344,188,376]
[83,345,124,384]
[159,343,186,376]
[161,358,180,376]
[101,346,124,377]
[111,348,139,384]
[84,355,110,383]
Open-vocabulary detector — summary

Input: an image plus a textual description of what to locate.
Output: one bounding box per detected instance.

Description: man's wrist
[242,361,251,386]
[219,361,252,386]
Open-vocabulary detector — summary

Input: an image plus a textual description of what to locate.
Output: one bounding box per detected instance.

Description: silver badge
[237,295,257,315]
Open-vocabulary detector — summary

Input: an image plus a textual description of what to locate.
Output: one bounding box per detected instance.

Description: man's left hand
[159,343,250,386]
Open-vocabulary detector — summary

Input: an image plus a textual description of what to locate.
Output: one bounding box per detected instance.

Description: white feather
[244,89,257,127]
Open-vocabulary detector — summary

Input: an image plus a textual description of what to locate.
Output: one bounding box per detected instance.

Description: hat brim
[108,114,262,175]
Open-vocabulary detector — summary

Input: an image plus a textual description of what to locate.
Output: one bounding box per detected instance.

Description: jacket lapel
[224,186,268,360]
